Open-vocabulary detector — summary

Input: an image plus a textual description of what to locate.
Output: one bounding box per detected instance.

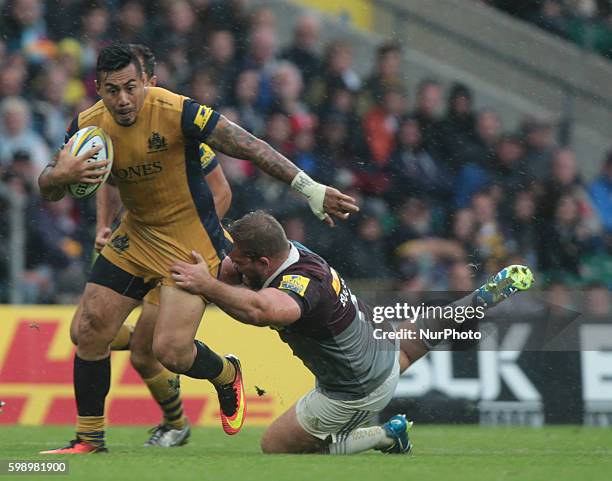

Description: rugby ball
[67,126,114,199]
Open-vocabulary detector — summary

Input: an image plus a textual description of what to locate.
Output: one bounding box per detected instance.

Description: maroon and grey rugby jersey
[264,241,397,400]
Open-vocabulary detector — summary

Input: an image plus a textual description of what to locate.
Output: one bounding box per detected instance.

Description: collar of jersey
[262,242,300,289]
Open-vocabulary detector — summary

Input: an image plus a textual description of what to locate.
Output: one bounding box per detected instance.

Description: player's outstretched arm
[170,252,301,327]
[38,139,108,201]
[206,115,359,226]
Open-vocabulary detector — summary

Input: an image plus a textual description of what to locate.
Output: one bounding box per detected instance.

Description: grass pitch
[1,425,611,481]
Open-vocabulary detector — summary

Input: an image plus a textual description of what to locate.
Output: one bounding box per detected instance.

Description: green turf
[1,425,611,481]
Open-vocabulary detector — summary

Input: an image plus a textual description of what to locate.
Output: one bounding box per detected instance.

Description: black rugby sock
[74,354,111,416]
[183,340,224,380]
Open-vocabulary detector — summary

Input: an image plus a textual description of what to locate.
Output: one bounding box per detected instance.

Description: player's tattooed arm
[206,115,299,183]
[207,115,359,226]
[38,150,67,201]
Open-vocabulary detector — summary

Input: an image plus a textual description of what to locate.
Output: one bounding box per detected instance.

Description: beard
[242,272,265,290]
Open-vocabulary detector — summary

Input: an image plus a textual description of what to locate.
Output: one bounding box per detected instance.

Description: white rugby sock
[328,426,393,455]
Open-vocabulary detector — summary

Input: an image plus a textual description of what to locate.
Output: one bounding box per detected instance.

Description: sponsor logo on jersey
[110,233,130,254]
[193,105,213,131]
[279,275,310,297]
[115,161,163,181]
[147,132,168,153]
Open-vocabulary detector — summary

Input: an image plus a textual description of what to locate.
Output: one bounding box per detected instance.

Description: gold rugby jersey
[65,87,232,282]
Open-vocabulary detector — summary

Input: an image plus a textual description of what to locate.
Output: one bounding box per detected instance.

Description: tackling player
[38,42,358,454]
[170,211,533,454]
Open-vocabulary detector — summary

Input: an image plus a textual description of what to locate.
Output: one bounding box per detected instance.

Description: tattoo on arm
[206,115,299,183]
[38,150,66,201]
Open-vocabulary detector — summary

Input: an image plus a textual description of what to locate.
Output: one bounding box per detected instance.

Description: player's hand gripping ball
[67,126,114,198]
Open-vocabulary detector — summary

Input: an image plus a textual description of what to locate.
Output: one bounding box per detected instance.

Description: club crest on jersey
[110,233,129,254]
[147,132,167,153]
[279,275,310,297]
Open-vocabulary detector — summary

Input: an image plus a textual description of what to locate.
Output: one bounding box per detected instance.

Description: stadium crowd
[0,0,611,305]
[481,0,612,58]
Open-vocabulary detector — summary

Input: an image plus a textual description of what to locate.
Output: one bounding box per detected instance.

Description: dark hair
[448,82,472,102]
[377,41,402,58]
[227,210,289,259]
[96,42,142,81]
[129,43,156,79]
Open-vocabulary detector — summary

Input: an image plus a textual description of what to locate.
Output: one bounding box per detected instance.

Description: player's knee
[78,307,113,350]
[152,339,192,373]
[260,431,284,454]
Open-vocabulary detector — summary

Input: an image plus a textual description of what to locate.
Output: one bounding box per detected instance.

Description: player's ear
[257,257,271,270]
[95,79,100,96]
[150,75,158,87]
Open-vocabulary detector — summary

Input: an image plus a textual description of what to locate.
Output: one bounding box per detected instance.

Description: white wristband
[291,171,327,220]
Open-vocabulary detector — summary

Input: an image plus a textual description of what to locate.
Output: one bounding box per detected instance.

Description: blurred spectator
[281,14,322,87]
[538,149,600,233]
[114,0,150,45]
[589,150,612,234]
[359,41,404,113]
[203,30,239,102]
[306,40,361,111]
[5,151,37,190]
[412,78,443,153]
[388,198,435,249]
[362,87,406,168]
[491,135,529,199]
[163,0,200,51]
[190,69,222,108]
[79,1,112,70]
[341,209,393,279]
[521,117,556,182]
[471,190,508,273]
[293,127,317,176]
[31,62,70,147]
[436,83,477,172]
[56,38,87,108]
[0,96,50,175]
[0,55,28,98]
[530,0,570,38]
[230,69,265,137]
[270,61,312,133]
[207,0,251,59]
[263,112,293,157]
[504,189,538,266]
[314,113,356,188]
[454,110,502,207]
[25,196,88,303]
[242,27,278,111]
[1,0,49,59]
[386,116,452,205]
[537,193,598,280]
